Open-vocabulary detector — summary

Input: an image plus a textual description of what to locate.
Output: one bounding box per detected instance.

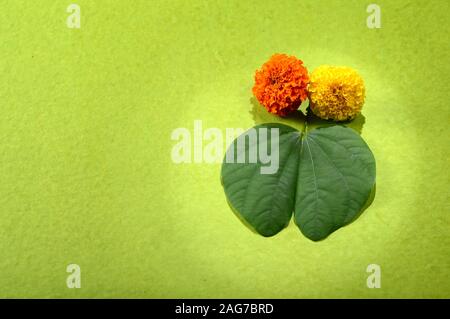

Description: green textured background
[0,0,448,298]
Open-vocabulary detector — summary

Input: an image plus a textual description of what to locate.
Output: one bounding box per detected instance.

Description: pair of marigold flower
[252,54,365,121]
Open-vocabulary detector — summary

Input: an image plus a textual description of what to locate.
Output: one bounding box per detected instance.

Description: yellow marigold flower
[307,66,365,121]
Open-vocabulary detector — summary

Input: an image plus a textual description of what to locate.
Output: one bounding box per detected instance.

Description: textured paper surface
[0,0,448,298]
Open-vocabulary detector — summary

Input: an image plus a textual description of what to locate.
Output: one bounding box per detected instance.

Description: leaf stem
[303,106,310,135]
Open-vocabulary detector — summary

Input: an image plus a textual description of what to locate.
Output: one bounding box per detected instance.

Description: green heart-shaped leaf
[221,124,376,241]
[221,123,301,237]
[294,126,376,241]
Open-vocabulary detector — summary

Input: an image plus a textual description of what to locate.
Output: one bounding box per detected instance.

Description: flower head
[253,54,309,116]
[308,66,365,121]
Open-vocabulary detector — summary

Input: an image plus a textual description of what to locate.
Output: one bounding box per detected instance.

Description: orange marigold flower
[253,54,309,116]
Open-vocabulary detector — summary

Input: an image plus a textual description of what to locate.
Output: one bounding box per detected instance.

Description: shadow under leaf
[225,198,264,236]
[249,97,306,132]
[305,106,366,135]
[250,97,366,135]
[347,183,377,225]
